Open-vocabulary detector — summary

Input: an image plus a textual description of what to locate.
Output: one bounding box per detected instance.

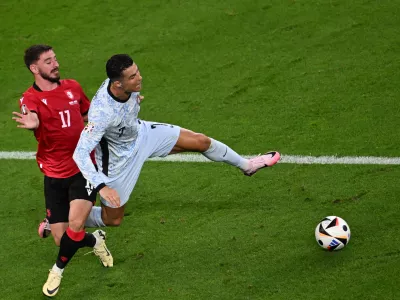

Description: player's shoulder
[89,79,115,117]
[98,78,110,92]
[22,84,36,95]
[60,79,82,88]
[92,79,110,100]
[21,86,39,101]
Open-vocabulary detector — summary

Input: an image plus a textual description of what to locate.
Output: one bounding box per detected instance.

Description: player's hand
[138,95,144,104]
[99,186,121,208]
[12,105,39,130]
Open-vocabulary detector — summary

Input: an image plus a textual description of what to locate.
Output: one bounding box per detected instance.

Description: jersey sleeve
[19,93,38,113]
[73,100,111,190]
[76,82,91,115]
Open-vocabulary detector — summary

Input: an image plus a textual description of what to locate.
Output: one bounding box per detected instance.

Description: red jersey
[20,79,90,178]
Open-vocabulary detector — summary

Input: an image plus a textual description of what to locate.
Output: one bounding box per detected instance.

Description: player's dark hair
[106,54,134,81]
[24,44,53,69]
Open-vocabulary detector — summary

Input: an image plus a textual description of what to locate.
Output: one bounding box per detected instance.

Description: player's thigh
[68,172,97,204]
[44,176,70,225]
[101,154,146,207]
[144,121,181,157]
[170,128,211,153]
[68,172,97,230]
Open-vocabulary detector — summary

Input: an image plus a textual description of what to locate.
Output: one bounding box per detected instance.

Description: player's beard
[39,68,60,83]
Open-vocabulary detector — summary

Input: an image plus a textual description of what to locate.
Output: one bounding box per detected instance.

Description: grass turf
[0,0,399,299]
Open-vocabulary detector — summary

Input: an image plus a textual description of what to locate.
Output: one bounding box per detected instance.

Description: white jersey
[73,78,143,189]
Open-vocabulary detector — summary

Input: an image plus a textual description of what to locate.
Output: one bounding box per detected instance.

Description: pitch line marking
[1,151,400,165]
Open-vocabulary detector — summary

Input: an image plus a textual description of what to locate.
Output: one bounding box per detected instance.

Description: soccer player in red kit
[12,45,113,297]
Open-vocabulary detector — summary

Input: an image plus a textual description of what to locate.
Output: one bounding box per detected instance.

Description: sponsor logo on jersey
[41,98,47,105]
[65,90,74,99]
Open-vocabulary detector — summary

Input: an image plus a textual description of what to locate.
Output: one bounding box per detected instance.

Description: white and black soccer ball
[315,216,351,251]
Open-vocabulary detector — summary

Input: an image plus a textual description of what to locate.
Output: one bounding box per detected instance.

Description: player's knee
[68,219,86,232]
[105,217,123,227]
[194,133,211,152]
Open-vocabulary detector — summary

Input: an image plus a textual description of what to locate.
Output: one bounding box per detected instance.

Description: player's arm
[75,81,90,123]
[82,113,88,122]
[73,117,107,191]
[73,106,120,207]
[12,104,39,130]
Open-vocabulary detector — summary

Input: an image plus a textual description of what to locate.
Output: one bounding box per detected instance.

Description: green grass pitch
[1,0,400,299]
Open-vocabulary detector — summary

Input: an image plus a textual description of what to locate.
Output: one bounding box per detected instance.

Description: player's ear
[29,64,39,74]
[115,80,123,88]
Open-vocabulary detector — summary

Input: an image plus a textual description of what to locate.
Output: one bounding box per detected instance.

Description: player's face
[120,64,142,92]
[33,50,60,82]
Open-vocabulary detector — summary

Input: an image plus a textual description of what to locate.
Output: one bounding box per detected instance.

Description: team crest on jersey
[41,99,47,105]
[84,122,95,133]
[65,90,74,99]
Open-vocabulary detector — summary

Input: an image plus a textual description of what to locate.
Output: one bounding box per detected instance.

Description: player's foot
[92,230,113,267]
[42,269,62,297]
[244,151,281,176]
[38,218,51,238]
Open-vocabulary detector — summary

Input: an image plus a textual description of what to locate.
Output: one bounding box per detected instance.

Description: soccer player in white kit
[73,54,280,227]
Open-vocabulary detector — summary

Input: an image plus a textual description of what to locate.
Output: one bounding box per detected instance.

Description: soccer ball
[315,216,351,251]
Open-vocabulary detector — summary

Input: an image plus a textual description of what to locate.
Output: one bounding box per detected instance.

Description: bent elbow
[72,149,80,165]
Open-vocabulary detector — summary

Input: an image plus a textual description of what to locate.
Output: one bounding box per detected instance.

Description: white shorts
[101,121,180,207]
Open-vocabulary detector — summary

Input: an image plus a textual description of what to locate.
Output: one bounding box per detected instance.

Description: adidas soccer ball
[315,216,351,251]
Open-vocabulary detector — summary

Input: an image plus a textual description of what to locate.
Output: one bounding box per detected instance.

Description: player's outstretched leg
[92,230,113,267]
[243,151,281,176]
[200,137,280,175]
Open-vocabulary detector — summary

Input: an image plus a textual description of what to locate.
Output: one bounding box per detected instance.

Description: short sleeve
[75,82,91,115]
[19,93,38,113]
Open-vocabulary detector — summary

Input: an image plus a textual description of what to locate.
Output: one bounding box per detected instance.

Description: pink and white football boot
[244,151,281,176]
[38,218,51,238]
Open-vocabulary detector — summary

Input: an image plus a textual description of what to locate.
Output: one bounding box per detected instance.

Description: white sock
[52,264,64,275]
[85,206,105,228]
[202,138,249,171]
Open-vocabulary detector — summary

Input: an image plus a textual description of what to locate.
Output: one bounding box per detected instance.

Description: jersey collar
[32,81,61,92]
[107,80,131,103]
